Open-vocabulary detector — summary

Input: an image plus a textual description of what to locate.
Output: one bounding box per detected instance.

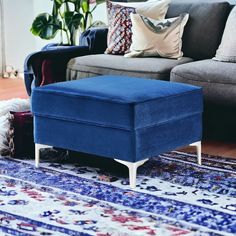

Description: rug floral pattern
[0,151,235,235]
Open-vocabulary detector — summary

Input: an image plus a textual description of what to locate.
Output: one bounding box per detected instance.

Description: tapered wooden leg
[114,158,148,189]
[35,144,52,168]
[190,141,202,165]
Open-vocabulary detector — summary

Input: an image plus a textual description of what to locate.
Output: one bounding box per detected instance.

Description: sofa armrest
[24,46,89,96]
[79,27,108,54]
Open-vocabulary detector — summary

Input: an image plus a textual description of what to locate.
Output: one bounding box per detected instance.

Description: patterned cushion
[105,0,171,55]
[125,13,189,59]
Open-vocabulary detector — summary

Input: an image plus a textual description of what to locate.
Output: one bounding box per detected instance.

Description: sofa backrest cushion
[213,6,236,62]
[166,1,231,60]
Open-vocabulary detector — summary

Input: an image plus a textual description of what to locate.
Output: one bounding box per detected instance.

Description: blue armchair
[24,27,108,96]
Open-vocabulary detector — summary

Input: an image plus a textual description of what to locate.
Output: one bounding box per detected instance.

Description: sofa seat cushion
[171,59,236,105]
[32,75,202,131]
[66,54,193,81]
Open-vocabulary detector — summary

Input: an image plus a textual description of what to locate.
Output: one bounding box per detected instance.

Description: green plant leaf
[64,0,80,9]
[81,0,89,13]
[64,12,83,31]
[55,0,64,6]
[62,0,81,13]
[30,13,62,40]
[63,11,74,29]
[95,0,106,5]
[74,0,81,12]
[72,13,84,29]
[54,0,64,11]
[65,2,71,12]
[87,11,93,28]
[52,3,57,16]
[66,0,79,3]
[31,0,104,45]
[63,11,83,45]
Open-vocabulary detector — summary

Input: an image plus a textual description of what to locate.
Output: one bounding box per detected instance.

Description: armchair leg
[114,158,148,189]
[35,143,52,168]
[190,141,202,165]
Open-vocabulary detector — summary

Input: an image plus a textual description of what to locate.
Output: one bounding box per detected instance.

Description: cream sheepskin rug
[0,98,30,156]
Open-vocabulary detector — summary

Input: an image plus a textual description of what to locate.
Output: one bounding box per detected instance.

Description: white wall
[93,3,107,24]
[0,0,4,75]
[3,0,36,72]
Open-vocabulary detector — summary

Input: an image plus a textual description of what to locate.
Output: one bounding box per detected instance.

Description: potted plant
[31,0,105,46]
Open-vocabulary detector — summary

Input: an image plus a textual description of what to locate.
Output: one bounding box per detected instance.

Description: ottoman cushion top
[32,75,203,130]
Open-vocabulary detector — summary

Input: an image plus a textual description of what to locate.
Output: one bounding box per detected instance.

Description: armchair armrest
[24,46,89,96]
[24,27,108,96]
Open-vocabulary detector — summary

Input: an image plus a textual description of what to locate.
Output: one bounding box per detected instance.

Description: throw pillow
[125,13,189,59]
[105,0,171,55]
[213,7,236,62]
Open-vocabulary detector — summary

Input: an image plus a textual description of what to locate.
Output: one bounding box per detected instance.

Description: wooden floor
[0,78,28,100]
[180,141,236,159]
[1,78,236,158]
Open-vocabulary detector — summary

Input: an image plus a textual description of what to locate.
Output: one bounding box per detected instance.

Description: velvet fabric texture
[79,27,108,54]
[24,46,89,96]
[32,76,203,162]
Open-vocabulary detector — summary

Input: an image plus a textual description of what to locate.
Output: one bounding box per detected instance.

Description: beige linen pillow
[213,7,236,62]
[105,0,171,55]
[125,13,189,59]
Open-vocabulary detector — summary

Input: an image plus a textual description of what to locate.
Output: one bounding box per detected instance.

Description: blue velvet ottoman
[31,75,203,188]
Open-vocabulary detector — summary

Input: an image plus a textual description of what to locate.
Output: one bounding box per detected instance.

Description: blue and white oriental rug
[0,151,235,235]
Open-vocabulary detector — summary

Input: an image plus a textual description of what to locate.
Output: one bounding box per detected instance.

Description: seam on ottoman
[33,111,202,131]
[33,89,201,105]
[34,114,132,131]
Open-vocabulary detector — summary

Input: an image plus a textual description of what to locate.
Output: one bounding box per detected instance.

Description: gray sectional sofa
[66,0,235,140]
[25,0,236,140]
[68,0,230,81]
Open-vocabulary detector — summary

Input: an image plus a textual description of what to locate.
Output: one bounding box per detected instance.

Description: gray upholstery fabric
[67,54,193,81]
[170,59,236,105]
[166,1,230,60]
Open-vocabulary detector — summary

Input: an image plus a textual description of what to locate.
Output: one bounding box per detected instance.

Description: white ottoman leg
[35,144,52,168]
[114,158,148,189]
[190,141,202,165]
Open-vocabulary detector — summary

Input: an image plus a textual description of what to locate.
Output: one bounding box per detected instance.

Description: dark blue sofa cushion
[32,76,203,131]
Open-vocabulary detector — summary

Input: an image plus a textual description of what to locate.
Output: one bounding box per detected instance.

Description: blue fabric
[34,114,202,162]
[24,46,89,95]
[79,27,108,54]
[32,75,203,162]
[32,76,203,130]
